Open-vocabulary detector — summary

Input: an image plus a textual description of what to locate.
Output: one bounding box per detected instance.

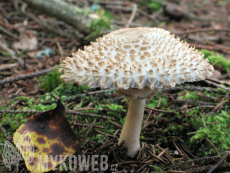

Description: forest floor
[1,0,230,172]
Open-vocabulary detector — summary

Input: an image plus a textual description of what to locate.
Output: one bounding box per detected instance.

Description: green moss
[179,91,203,100]
[85,7,113,40]
[148,2,162,11]
[218,84,229,94]
[201,49,230,71]
[106,104,126,124]
[147,93,168,108]
[188,110,230,156]
[38,67,94,103]
[149,165,166,173]
[39,66,63,92]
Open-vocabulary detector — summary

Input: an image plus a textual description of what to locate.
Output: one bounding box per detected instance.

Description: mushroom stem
[118,98,145,157]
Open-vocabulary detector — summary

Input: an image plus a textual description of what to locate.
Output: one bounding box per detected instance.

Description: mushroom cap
[59,27,214,90]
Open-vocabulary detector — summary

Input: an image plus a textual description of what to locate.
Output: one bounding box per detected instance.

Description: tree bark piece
[22,0,92,34]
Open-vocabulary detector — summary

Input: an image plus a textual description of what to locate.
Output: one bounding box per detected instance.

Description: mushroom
[59,27,214,157]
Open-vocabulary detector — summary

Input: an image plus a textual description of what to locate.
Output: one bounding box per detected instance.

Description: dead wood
[22,0,93,34]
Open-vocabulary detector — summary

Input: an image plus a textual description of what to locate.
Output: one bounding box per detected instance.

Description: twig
[20,3,73,38]
[0,63,18,71]
[112,20,142,27]
[77,119,96,136]
[188,13,230,23]
[135,160,155,173]
[173,142,184,156]
[44,90,113,105]
[110,121,122,129]
[175,28,230,35]
[180,144,197,159]
[164,155,221,170]
[156,144,175,161]
[89,0,125,6]
[190,43,230,54]
[196,93,220,100]
[149,8,163,21]
[202,118,206,128]
[207,153,229,173]
[0,109,114,120]
[83,120,96,138]
[138,10,159,23]
[206,138,221,157]
[161,86,223,94]
[107,4,160,23]
[106,5,133,11]
[174,99,214,106]
[212,100,229,112]
[0,66,58,85]
[157,148,167,157]
[95,129,118,138]
[205,80,230,92]
[67,110,115,120]
[144,110,152,125]
[0,25,18,39]
[70,122,105,129]
[125,3,137,28]
[0,41,23,65]
[145,107,174,114]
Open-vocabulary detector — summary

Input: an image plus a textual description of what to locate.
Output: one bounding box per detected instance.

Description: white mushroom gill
[59,27,214,157]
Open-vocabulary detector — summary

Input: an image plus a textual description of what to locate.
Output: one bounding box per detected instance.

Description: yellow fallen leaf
[13,100,78,173]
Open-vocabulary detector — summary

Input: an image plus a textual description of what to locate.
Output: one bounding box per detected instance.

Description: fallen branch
[20,3,73,38]
[205,80,230,92]
[162,86,223,94]
[0,109,114,120]
[175,28,230,35]
[188,13,230,23]
[0,66,58,85]
[22,0,92,34]
[0,63,18,71]
[189,43,230,54]
[206,138,221,157]
[207,153,229,173]
[0,41,23,65]
[125,3,137,28]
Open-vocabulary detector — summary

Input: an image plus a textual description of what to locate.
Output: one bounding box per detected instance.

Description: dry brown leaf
[12,31,38,51]
[210,70,221,80]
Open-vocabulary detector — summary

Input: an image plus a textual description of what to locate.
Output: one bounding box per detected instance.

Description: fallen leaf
[163,2,185,21]
[13,100,78,173]
[12,30,38,51]
[210,70,221,80]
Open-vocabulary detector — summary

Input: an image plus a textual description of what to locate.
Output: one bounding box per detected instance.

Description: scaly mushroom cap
[59,27,214,90]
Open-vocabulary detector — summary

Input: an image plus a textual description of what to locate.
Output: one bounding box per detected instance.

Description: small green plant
[39,66,62,92]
